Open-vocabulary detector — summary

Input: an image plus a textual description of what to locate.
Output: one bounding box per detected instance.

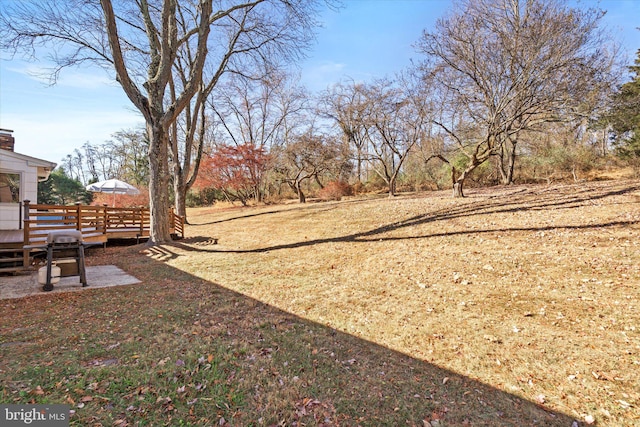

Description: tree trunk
[505,141,517,185]
[450,165,464,198]
[147,123,172,245]
[388,176,396,197]
[497,150,509,184]
[499,139,517,185]
[356,146,363,184]
[453,181,464,198]
[173,168,188,223]
[452,165,472,198]
[254,184,262,204]
[296,180,306,203]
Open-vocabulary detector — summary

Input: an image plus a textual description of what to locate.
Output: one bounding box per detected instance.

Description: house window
[0,172,21,203]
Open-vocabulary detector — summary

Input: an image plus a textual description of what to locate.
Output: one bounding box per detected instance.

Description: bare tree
[1,0,325,243]
[168,37,217,223]
[416,0,617,196]
[87,141,123,183]
[274,131,342,203]
[209,70,309,202]
[213,71,306,148]
[360,76,433,197]
[61,150,86,184]
[319,79,369,183]
[64,131,149,186]
[111,130,150,186]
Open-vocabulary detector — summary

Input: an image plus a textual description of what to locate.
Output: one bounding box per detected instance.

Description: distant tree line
[61,130,150,187]
[7,0,638,228]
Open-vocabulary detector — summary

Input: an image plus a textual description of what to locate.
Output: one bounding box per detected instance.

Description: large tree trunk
[148,123,172,245]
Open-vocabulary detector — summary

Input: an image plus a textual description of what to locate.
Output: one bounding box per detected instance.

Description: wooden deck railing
[170,208,184,238]
[105,206,150,236]
[22,201,184,247]
[23,201,108,246]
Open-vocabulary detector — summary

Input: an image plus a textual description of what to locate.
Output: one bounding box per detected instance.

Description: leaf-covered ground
[1,179,639,426]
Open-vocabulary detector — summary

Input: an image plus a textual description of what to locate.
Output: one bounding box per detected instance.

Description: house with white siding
[0,129,56,231]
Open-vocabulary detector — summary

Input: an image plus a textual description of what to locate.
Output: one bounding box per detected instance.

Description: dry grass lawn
[2,179,639,426]
[173,180,640,425]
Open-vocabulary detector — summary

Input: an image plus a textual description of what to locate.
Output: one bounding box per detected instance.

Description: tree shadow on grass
[138,252,588,426]
[137,248,588,425]
[189,207,286,226]
[189,202,343,227]
[0,247,588,425]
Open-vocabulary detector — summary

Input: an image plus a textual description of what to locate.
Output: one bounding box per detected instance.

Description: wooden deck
[0,229,23,246]
[0,202,184,272]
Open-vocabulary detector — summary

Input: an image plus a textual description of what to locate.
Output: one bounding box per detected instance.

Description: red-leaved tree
[195,143,269,205]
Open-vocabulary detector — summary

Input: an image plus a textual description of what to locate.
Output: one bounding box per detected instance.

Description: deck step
[0,247,25,273]
[0,266,25,273]
[0,256,24,263]
[0,252,24,271]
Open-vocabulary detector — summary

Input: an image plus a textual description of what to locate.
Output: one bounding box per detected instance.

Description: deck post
[138,207,143,236]
[75,202,82,232]
[22,200,31,246]
[102,204,108,234]
[22,200,31,267]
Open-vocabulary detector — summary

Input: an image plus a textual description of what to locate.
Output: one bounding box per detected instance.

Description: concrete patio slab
[0,266,141,300]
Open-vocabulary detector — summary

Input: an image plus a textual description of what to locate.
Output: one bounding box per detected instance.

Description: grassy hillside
[2,180,639,426]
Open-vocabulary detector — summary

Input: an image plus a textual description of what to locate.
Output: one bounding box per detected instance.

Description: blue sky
[0,0,638,164]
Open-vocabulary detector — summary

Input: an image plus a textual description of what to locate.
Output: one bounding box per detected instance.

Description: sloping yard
[1,179,639,426]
